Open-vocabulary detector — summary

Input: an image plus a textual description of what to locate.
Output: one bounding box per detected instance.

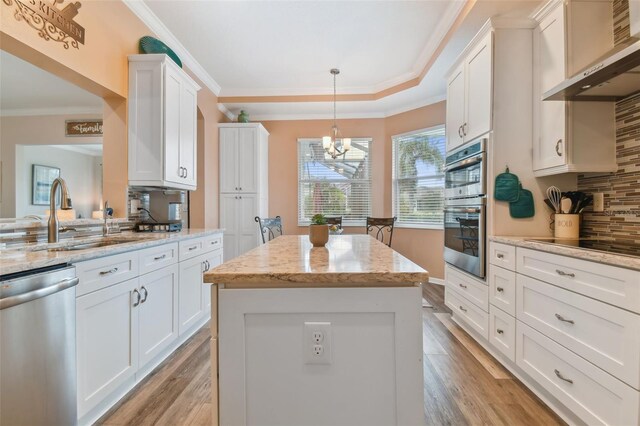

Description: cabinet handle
[497,286,504,292]
[458,283,467,289]
[555,269,575,278]
[132,289,141,307]
[154,254,166,261]
[459,305,467,312]
[555,139,563,156]
[554,369,573,384]
[458,125,463,138]
[140,286,148,304]
[555,313,575,324]
[99,267,118,276]
[211,240,218,245]
[235,187,238,190]
[462,122,468,136]
[497,329,504,335]
[496,253,504,259]
[184,168,188,178]
[188,245,198,251]
[239,187,242,191]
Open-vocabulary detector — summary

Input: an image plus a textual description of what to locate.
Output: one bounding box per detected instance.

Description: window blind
[392,126,446,227]
[298,138,372,225]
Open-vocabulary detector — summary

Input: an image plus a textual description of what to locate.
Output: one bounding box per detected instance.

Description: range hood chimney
[543,39,640,102]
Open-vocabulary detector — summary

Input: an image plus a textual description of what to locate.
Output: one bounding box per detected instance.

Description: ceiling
[0,51,103,116]
[138,0,542,120]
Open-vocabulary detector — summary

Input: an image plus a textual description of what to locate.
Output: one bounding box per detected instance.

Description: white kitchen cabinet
[138,264,179,368]
[76,278,139,418]
[445,31,492,152]
[220,193,260,260]
[128,54,200,190]
[219,123,269,260]
[178,255,206,335]
[532,1,616,176]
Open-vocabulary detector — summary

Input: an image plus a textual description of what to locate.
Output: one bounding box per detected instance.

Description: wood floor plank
[188,403,213,426]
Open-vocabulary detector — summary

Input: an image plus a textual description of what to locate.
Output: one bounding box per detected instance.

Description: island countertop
[204,234,429,287]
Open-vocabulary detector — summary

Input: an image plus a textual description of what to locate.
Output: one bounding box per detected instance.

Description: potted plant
[309,213,329,247]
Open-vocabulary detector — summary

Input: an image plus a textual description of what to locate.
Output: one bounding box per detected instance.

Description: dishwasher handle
[0,277,79,310]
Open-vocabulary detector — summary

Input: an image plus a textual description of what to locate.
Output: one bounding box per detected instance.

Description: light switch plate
[303,322,332,364]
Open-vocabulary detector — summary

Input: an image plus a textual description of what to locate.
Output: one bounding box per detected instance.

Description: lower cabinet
[178,256,206,335]
[138,264,179,367]
[76,278,139,419]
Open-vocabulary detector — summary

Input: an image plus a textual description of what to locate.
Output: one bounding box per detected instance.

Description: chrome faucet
[47,177,73,243]
[103,200,111,236]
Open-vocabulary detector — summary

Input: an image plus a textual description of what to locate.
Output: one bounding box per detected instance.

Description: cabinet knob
[555,139,563,156]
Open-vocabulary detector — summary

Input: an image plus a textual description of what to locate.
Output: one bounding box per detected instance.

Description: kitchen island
[204,235,428,426]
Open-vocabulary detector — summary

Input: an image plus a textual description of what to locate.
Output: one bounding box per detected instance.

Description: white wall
[15,145,102,219]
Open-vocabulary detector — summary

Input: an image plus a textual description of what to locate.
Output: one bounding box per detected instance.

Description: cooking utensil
[561,197,572,214]
[546,186,562,214]
[577,195,593,213]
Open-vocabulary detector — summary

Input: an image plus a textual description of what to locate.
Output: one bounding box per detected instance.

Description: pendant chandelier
[322,68,351,159]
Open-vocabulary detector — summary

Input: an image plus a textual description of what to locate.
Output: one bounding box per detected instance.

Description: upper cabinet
[128,54,201,190]
[532,1,617,176]
[446,32,493,152]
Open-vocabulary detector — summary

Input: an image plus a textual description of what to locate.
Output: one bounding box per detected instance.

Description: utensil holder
[554,214,580,239]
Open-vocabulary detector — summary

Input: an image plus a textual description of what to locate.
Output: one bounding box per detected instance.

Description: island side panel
[210,284,219,426]
[217,285,425,426]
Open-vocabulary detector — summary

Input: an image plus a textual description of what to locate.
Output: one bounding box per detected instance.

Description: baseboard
[428,277,444,286]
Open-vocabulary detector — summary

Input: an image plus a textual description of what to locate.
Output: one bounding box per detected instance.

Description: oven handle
[443,154,484,173]
[444,207,482,214]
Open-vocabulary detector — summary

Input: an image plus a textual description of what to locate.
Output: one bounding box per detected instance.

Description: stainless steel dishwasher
[1,265,79,426]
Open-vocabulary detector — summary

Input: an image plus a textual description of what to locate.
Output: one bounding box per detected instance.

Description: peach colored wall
[262,100,446,280]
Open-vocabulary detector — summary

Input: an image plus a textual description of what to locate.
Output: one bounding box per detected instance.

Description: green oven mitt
[494,167,520,202]
[510,186,535,218]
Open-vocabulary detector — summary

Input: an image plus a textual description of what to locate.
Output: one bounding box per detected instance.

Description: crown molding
[383,94,446,118]
[123,0,222,96]
[218,103,236,121]
[0,107,103,117]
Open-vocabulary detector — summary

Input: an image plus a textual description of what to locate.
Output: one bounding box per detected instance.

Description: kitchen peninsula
[204,235,428,426]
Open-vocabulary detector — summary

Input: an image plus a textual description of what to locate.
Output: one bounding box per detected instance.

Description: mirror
[0,50,104,221]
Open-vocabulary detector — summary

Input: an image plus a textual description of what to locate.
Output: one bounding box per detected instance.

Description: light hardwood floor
[98,284,565,426]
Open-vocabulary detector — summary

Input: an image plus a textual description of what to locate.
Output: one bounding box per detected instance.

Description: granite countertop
[490,236,640,271]
[0,229,223,276]
[204,235,429,287]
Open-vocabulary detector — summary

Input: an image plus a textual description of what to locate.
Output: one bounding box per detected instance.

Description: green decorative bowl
[139,36,182,68]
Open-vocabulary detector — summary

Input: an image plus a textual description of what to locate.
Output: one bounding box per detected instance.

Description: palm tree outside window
[392,126,446,228]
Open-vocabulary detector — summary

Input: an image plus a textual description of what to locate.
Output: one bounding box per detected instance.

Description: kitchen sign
[66,120,102,136]
[3,0,85,49]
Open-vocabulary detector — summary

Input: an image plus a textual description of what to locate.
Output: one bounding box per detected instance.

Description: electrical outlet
[593,192,604,212]
[304,322,332,364]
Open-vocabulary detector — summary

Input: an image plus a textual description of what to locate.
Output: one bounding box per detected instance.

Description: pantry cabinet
[219,123,269,260]
[128,54,200,190]
[532,0,617,176]
[445,31,493,152]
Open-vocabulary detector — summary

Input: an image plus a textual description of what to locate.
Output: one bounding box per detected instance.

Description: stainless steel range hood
[543,39,640,101]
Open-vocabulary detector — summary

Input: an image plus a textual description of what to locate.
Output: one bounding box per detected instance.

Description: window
[392,126,446,228]
[298,138,372,226]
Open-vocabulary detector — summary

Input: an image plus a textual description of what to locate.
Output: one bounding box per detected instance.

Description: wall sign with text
[3,0,85,49]
[66,120,102,136]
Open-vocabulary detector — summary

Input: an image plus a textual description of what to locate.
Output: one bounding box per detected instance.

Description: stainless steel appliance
[1,265,79,426]
[444,138,487,278]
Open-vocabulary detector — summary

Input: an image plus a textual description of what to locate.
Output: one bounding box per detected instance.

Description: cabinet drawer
[517,274,640,389]
[179,237,206,261]
[446,265,488,311]
[516,247,640,313]
[488,264,516,316]
[445,287,489,339]
[489,242,516,271]
[139,243,178,275]
[489,305,515,362]
[203,234,223,253]
[76,252,139,296]
[516,322,640,426]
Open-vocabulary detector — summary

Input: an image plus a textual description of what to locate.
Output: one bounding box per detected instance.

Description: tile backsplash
[577,93,640,241]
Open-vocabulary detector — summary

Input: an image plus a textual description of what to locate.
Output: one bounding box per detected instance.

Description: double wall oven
[443,138,487,278]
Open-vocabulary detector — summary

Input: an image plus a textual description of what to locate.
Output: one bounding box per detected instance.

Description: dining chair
[366,217,397,247]
[255,216,283,244]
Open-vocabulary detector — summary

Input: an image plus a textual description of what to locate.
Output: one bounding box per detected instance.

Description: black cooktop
[527,239,640,258]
